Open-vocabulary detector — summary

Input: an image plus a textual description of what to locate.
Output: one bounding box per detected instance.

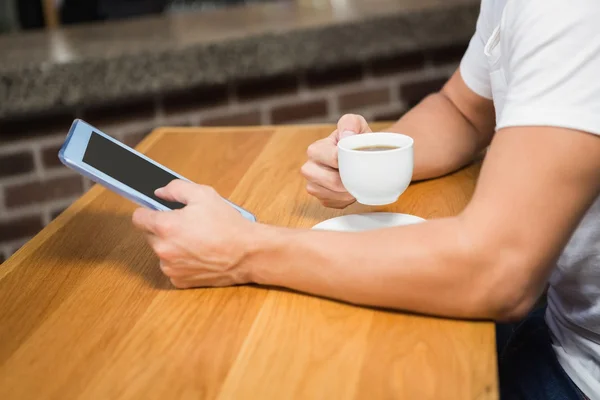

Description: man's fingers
[336,114,372,141]
[132,208,162,234]
[145,233,161,249]
[132,208,176,238]
[306,139,339,169]
[169,274,237,289]
[301,161,347,193]
[155,180,206,205]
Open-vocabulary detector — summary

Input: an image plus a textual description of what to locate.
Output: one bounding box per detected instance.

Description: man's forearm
[386,72,495,181]
[247,218,503,320]
[389,94,482,180]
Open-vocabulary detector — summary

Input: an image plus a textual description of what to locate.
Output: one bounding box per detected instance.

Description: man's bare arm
[251,126,600,320]
[390,69,496,180]
[301,70,496,208]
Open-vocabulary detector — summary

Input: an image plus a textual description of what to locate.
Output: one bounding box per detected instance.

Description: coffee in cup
[353,145,400,152]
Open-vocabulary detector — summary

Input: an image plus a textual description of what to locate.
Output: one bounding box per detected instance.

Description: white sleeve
[459,0,493,99]
[498,0,600,137]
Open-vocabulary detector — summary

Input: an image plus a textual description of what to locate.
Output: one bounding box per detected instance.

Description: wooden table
[0,125,498,399]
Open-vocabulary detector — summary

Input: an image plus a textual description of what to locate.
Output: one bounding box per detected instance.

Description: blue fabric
[496,307,587,400]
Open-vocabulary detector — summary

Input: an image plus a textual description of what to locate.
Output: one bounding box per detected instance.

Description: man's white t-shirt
[460,0,600,398]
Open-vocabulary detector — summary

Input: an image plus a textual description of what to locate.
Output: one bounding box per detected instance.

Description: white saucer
[312,212,426,232]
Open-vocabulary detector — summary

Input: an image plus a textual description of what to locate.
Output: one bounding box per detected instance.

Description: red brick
[339,88,391,112]
[5,176,84,208]
[0,110,76,143]
[42,144,64,168]
[82,97,156,130]
[271,99,329,124]
[370,51,426,76]
[163,84,229,116]
[306,64,364,88]
[0,215,44,243]
[236,74,298,101]
[202,111,262,127]
[400,77,448,108]
[0,151,35,178]
[429,43,469,66]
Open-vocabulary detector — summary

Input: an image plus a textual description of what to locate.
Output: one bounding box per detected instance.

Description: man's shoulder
[475,0,508,38]
[502,0,600,31]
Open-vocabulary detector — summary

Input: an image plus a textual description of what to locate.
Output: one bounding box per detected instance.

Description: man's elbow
[466,246,546,322]
[487,289,539,322]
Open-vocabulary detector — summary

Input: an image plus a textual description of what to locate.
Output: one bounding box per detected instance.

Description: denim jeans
[496,307,588,400]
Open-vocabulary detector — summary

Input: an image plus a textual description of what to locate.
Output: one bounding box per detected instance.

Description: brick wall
[0,42,467,262]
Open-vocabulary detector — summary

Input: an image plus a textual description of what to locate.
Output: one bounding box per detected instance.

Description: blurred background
[1,0,283,30]
[0,0,478,262]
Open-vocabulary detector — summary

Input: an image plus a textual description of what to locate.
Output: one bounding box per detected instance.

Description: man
[132,0,600,397]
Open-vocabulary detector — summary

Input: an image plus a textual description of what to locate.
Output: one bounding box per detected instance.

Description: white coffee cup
[337,132,414,206]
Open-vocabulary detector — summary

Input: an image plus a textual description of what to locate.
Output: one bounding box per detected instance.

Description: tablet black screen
[82,132,185,210]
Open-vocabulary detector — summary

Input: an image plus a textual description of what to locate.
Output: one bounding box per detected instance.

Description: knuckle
[199,185,217,195]
[156,218,175,237]
[306,142,319,159]
[300,163,312,179]
[323,171,343,192]
[163,265,186,278]
[306,184,323,199]
[167,179,182,190]
[169,278,186,289]
[153,243,171,260]
[324,173,337,190]
[159,263,174,276]
[307,140,335,164]
[131,209,143,227]
[330,147,339,168]
[331,175,345,192]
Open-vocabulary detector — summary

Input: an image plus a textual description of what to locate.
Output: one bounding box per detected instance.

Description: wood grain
[0,125,497,399]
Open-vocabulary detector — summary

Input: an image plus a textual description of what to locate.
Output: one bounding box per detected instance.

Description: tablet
[58,119,257,222]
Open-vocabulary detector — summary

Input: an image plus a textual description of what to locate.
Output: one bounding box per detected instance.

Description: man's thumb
[337,114,372,140]
[339,130,357,139]
[155,179,199,205]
